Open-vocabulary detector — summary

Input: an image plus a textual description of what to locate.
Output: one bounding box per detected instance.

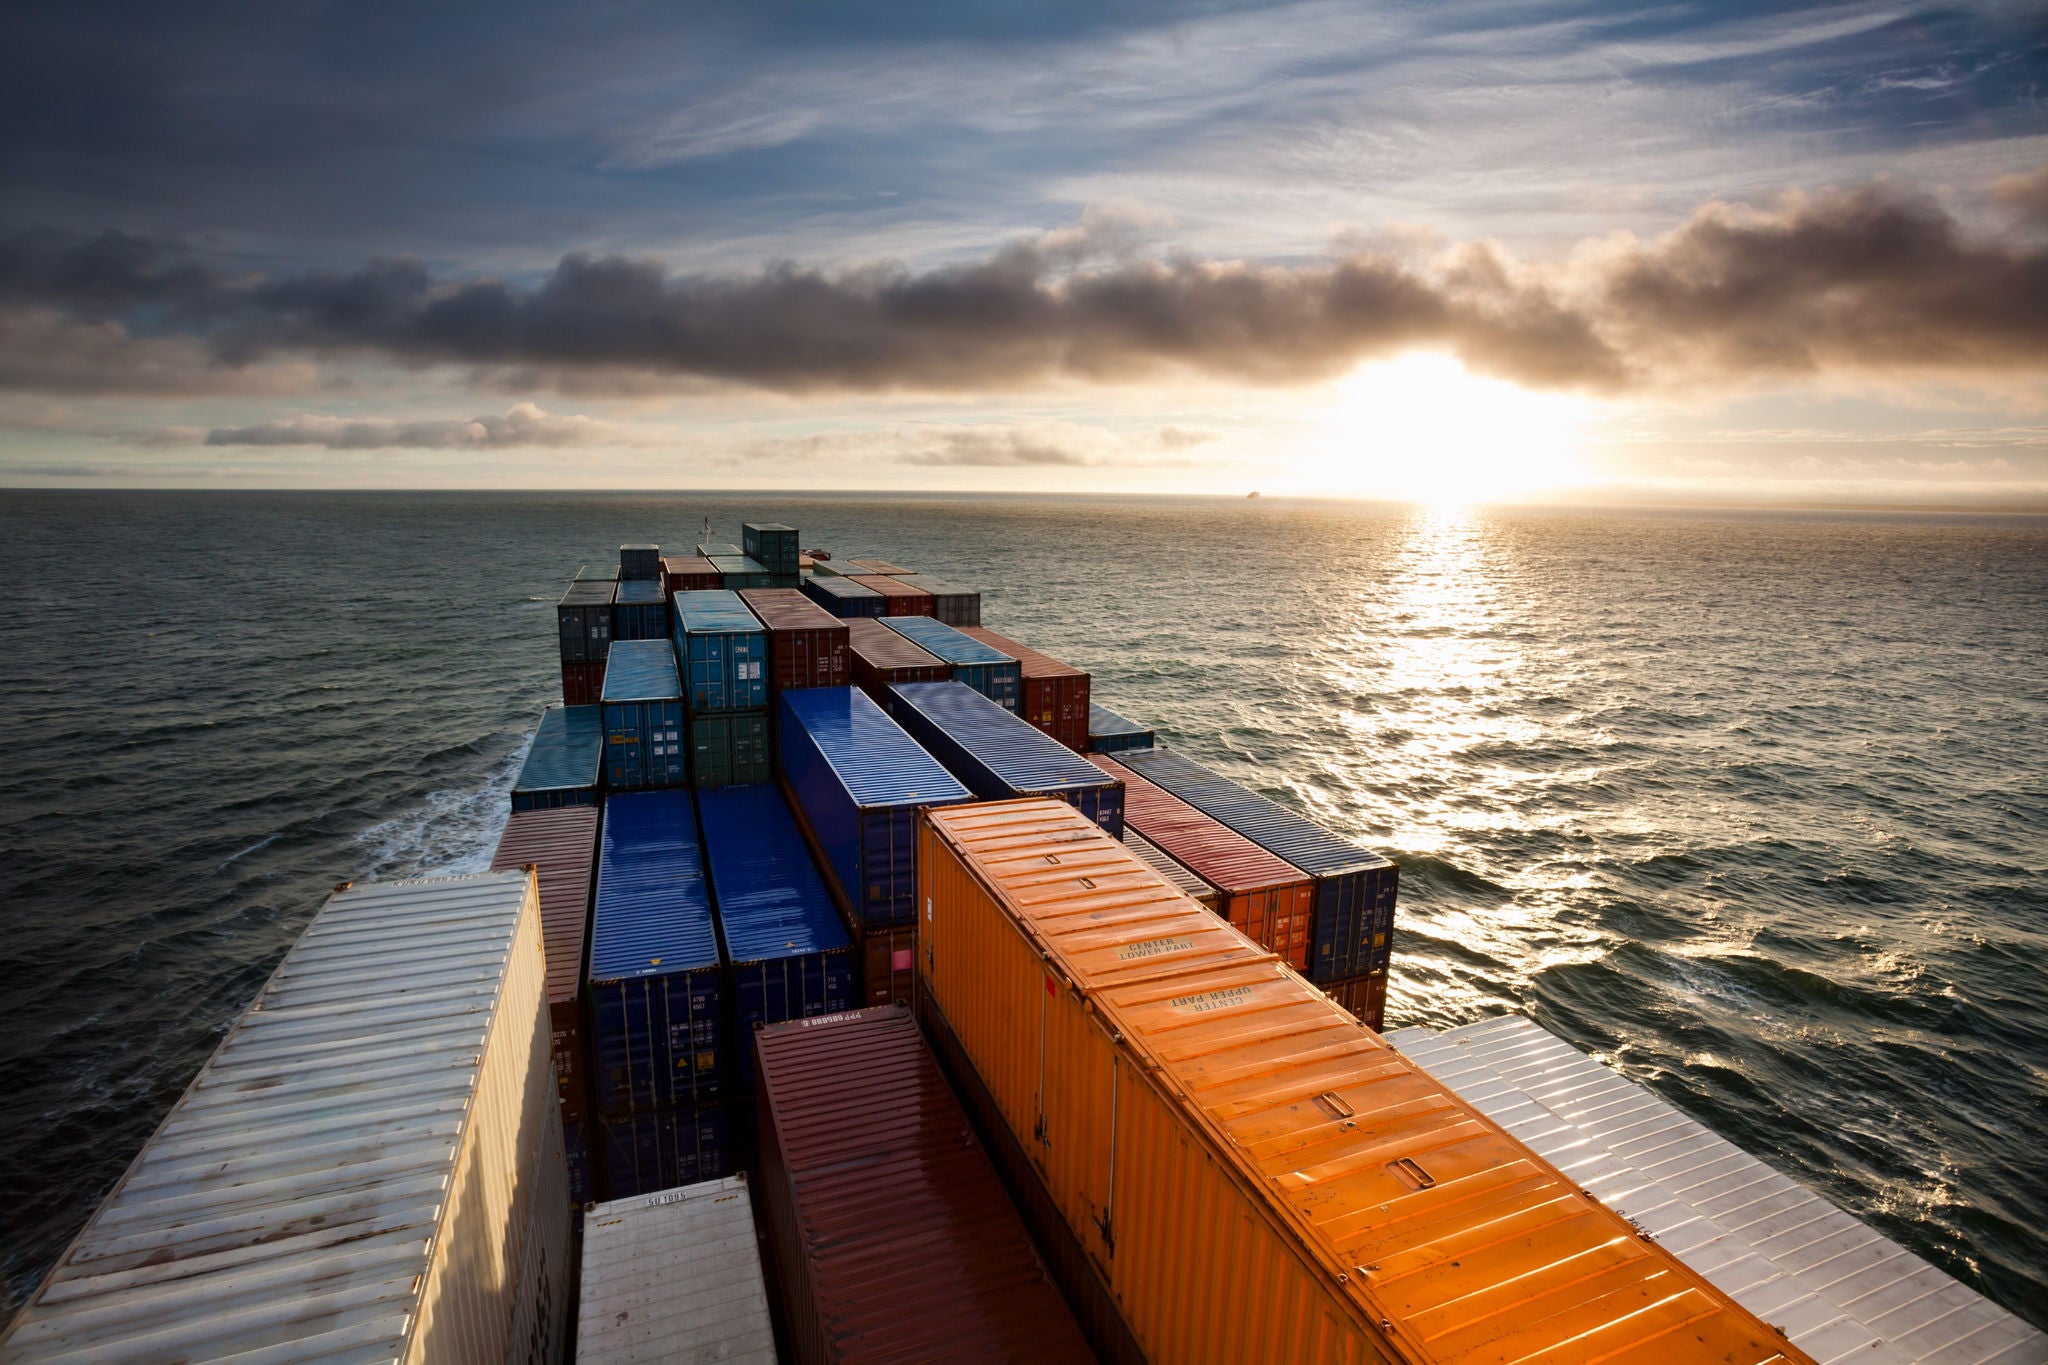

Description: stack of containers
[777,687,971,1005]
[846,558,914,575]
[576,1177,778,1364]
[662,554,721,593]
[882,616,1021,711]
[673,590,771,788]
[895,574,981,625]
[601,639,688,790]
[916,800,1791,1365]
[491,805,603,1204]
[847,574,933,616]
[619,544,662,581]
[698,785,855,1086]
[0,872,571,1365]
[1087,702,1153,752]
[1088,752,1313,970]
[799,574,885,618]
[961,625,1090,749]
[557,578,615,705]
[1123,826,1220,909]
[884,681,1124,839]
[510,703,605,810]
[1117,746,1400,1028]
[587,789,728,1199]
[742,521,801,588]
[612,577,669,640]
[845,616,950,704]
[806,558,849,576]
[736,588,850,692]
[710,555,773,590]
[753,1007,1096,1365]
[696,542,743,558]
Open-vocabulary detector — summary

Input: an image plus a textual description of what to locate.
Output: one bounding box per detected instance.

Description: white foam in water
[348,730,531,881]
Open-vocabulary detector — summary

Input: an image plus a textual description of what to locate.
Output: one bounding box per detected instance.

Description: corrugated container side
[490,805,602,1120]
[917,801,1808,1365]
[619,544,662,581]
[961,625,1090,750]
[799,573,887,618]
[1123,826,1219,908]
[596,1101,731,1201]
[774,770,921,1009]
[845,573,934,617]
[1087,702,1153,752]
[884,680,1124,839]
[576,1176,778,1365]
[662,555,723,593]
[510,703,605,811]
[753,1007,1096,1365]
[562,660,606,707]
[602,639,687,790]
[737,587,851,690]
[1117,746,1399,988]
[880,615,1022,711]
[674,589,769,713]
[776,687,971,931]
[558,578,617,664]
[688,710,772,788]
[588,790,724,1113]
[1090,752,1312,969]
[742,522,801,577]
[895,574,981,626]
[845,616,951,704]
[612,577,670,640]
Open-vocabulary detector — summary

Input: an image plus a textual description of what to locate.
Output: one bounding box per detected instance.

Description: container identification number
[1167,984,1254,1015]
[1113,936,1193,962]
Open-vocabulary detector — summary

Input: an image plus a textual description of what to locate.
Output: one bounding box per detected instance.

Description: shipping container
[564,1113,598,1207]
[754,1006,1096,1365]
[558,577,616,664]
[845,615,951,705]
[778,686,971,930]
[845,573,933,617]
[1123,826,1219,909]
[851,923,916,1007]
[662,554,722,594]
[689,710,772,788]
[510,702,604,810]
[596,1100,730,1201]
[602,638,687,789]
[961,625,1090,749]
[1089,752,1312,968]
[612,576,669,640]
[880,615,1021,711]
[710,555,775,589]
[737,587,851,690]
[800,573,887,618]
[490,804,602,1122]
[846,558,915,575]
[699,785,855,1084]
[807,557,849,576]
[578,564,619,582]
[885,681,1124,839]
[697,542,743,558]
[577,1176,777,1365]
[619,543,662,581]
[562,659,606,706]
[588,789,724,1113]
[743,521,801,577]
[894,573,981,626]
[1087,702,1153,752]
[1117,746,1399,990]
[0,872,571,1365]
[1323,971,1387,1026]
[673,589,769,713]
[917,800,1805,1365]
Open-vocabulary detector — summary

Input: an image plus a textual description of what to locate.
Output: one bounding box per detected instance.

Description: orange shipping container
[917,799,1811,1365]
[960,625,1090,750]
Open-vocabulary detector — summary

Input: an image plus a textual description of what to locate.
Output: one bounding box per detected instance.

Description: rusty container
[737,587,851,691]
[960,625,1090,750]
[561,660,605,707]
[662,555,721,594]
[1088,753,1312,969]
[916,800,1813,1365]
[754,1006,1096,1365]
[845,616,951,705]
[845,574,933,617]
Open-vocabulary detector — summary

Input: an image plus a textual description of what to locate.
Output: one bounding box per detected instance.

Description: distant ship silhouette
[1246,490,1260,499]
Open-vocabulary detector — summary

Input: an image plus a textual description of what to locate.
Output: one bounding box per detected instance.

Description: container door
[1036,981,1119,1272]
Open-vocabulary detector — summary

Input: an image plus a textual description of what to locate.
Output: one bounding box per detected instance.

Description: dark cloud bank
[2,175,2044,400]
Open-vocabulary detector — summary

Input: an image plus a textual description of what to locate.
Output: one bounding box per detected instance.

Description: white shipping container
[1,871,571,1365]
[576,1175,777,1364]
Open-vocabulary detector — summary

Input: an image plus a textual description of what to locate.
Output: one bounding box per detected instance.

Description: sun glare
[1311,353,1593,504]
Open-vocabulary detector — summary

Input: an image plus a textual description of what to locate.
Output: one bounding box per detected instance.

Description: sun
[1311,352,1593,504]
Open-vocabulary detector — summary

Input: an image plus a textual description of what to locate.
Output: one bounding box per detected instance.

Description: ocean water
[1,490,2043,1326]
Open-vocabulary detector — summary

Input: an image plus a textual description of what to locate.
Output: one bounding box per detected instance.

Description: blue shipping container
[699,785,855,1084]
[612,577,669,640]
[619,544,662,581]
[558,578,616,664]
[800,574,886,619]
[881,616,1021,712]
[1088,702,1155,753]
[589,789,724,1113]
[597,1101,729,1200]
[511,703,606,810]
[1116,746,1400,982]
[674,590,768,713]
[778,687,972,930]
[602,640,687,789]
[885,681,1124,839]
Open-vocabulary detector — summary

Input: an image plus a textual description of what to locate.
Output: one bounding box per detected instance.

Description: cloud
[0,307,318,396]
[736,421,1214,470]
[200,402,649,450]
[1155,425,1219,449]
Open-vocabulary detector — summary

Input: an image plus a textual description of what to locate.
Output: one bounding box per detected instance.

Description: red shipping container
[846,574,933,617]
[855,924,916,1007]
[489,806,601,1119]
[561,660,605,706]
[959,626,1090,751]
[846,617,951,705]
[1089,754,1314,970]
[737,587,851,690]
[1324,970,1389,1032]
[754,1007,1096,1365]
[662,555,721,594]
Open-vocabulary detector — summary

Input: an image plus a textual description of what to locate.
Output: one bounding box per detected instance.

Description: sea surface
[1,491,2043,1326]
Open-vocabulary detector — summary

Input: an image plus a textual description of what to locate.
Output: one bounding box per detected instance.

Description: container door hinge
[1094,1210,1114,1253]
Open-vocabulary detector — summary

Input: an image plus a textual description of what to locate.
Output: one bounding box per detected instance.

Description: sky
[1,0,2044,504]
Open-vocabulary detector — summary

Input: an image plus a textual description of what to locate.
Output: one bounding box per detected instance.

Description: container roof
[492,805,601,1004]
[675,589,763,634]
[882,615,1013,665]
[512,705,604,795]
[601,639,682,703]
[698,785,849,966]
[1118,745,1394,877]
[590,789,718,981]
[889,681,1113,795]
[614,578,665,604]
[778,687,970,809]
[579,1176,777,1364]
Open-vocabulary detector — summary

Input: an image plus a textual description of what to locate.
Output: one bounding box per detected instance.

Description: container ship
[4,521,2041,1365]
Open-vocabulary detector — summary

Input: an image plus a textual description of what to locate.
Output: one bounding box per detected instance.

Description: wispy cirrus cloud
[198,402,651,450]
